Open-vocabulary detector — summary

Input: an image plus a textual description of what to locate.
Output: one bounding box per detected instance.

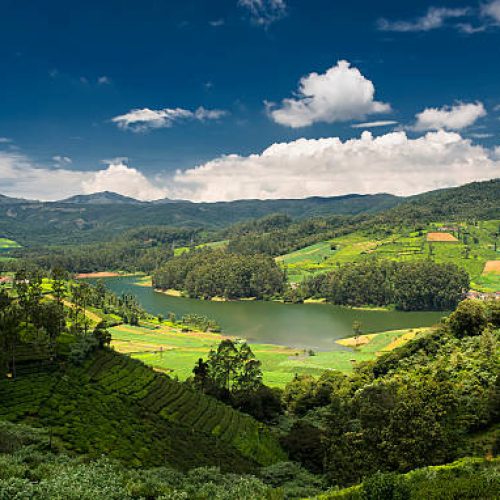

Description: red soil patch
[75,271,121,279]
[426,232,458,242]
[483,261,500,274]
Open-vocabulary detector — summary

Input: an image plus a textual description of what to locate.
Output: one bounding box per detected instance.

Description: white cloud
[0,152,167,201]
[112,106,227,132]
[168,130,500,201]
[238,0,286,26]
[0,137,12,144]
[378,7,469,32]
[97,76,111,85]
[209,19,225,27]
[81,161,167,200]
[52,155,72,167]
[269,60,391,128]
[468,133,494,139]
[351,120,398,129]
[2,132,499,202]
[413,102,486,131]
[482,0,500,23]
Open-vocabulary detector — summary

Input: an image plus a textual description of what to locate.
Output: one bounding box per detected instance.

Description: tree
[199,340,263,398]
[93,321,111,348]
[0,304,22,379]
[352,320,362,347]
[448,300,488,338]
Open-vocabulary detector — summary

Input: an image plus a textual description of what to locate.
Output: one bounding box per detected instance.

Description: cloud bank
[1,131,499,202]
[269,61,390,128]
[169,130,499,201]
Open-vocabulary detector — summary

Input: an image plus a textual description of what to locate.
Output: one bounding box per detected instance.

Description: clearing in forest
[426,232,458,242]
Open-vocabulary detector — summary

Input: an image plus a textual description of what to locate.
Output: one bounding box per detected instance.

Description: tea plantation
[0,349,285,471]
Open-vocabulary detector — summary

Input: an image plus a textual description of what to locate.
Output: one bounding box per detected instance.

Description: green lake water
[101,276,446,351]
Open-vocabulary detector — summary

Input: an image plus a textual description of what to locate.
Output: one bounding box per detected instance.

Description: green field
[174,239,228,256]
[278,220,500,290]
[0,237,20,261]
[0,237,20,250]
[110,323,428,387]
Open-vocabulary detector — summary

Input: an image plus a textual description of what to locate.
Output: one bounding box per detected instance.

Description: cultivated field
[110,323,429,387]
[427,232,458,242]
[276,220,500,291]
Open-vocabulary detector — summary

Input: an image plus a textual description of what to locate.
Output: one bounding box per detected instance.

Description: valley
[1,179,499,499]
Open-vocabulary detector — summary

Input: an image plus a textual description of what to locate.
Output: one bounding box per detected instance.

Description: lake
[101,276,446,351]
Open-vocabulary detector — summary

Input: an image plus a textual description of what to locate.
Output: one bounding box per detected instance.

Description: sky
[0,0,500,201]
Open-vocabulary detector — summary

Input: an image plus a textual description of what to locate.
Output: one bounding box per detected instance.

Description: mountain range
[0,179,498,246]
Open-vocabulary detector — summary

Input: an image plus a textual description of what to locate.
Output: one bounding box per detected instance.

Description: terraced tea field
[0,349,285,470]
[110,323,429,387]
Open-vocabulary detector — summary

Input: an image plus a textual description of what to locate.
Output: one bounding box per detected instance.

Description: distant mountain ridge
[0,179,498,246]
[60,191,144,205]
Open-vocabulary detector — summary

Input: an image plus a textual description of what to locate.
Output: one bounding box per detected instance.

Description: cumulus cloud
[238,0,286,26]
[81,161,168,200]
[0,137,12,144]
[378,7,469,32]
[112,106,227,132]
[0,152,167,201]
[413,102,486,131]
[269,61,390,128]
[351,120,398,129]
[168,130,500,201]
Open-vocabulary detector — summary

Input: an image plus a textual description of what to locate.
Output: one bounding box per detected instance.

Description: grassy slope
[278,220,500,289]
[0,349,285,471]
[110,323,428,387]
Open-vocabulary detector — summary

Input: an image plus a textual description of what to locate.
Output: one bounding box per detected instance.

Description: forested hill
[0,193,399,245]
[369,178,500,226]
[0,179,498,246]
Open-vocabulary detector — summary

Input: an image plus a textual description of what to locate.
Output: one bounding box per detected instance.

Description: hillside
[0,192,400,245]
[278,219,499,289]
[0,348,285,471]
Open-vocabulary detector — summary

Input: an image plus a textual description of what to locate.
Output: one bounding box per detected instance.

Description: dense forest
[298,260,470,310]
[278,299,499,486]
[8,226,198,273]
[153,249,286,299]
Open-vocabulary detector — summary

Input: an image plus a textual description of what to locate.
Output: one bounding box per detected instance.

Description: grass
[0,237,20,250]
[277,220,500,290]
[174,240,228,256]
[110,323,429,387]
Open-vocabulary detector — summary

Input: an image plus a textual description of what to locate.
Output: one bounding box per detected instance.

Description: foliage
[153,249,286,299]
[301,259,469,310]
[280,301,499,486]
[317,458,500,499]
[448,299,489,338]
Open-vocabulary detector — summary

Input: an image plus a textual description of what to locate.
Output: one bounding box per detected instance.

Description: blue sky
[0,0,499,200]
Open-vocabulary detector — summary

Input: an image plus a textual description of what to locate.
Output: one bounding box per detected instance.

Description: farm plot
[427,232,458,242]
[483,261,500,274]
[110,323,430,387]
